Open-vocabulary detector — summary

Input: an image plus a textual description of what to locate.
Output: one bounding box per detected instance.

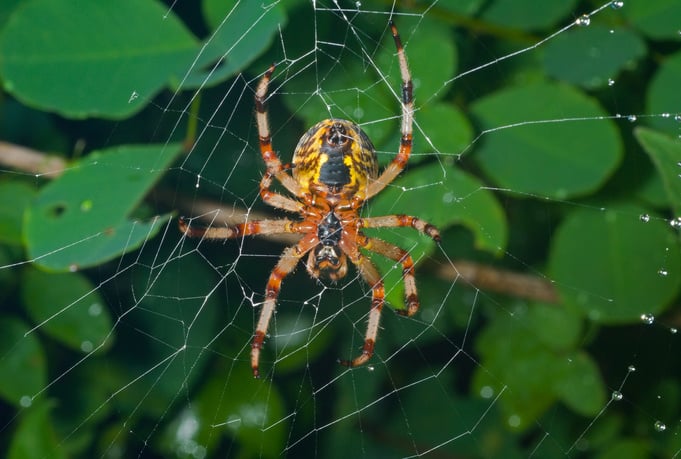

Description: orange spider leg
[252,233,318,378]
[363,237,421,317]
[179,217,314,240]
[363,20,413,200]
[337,237,385,368]
[259,171,305,214]
[361,214,441,241]
[255,64,302,197]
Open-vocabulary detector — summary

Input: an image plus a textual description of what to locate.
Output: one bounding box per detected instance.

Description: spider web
[1,0,680,458]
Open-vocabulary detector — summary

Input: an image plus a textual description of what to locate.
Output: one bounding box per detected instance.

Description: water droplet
[669,217,681,229]
[670,328,678,334]
[81,341,93,353]
[20,395,33,407]
[627,114,637,122]
[654,421,666,432]
[355,1,362,7]
[480,385,495,399]
[610,0,624,9]
[661,113,671,118]
[674,114,681,122]
[508,414,521,428]
[628,365,636,372]
[367,365,375,372]
[639,214,650,223]
[69,264,79,272]
[607,78,615,86]
[640,313,655,325]
[89,303,102,316]
[658,269,668,277]
[611,391,623,401]
[575,14,591,26]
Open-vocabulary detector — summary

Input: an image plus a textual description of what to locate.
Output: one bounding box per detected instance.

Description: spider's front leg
[179,216,299,240]
[254,64,302,198]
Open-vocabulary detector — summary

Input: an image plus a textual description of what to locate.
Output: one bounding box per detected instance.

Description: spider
[179,21,440,378]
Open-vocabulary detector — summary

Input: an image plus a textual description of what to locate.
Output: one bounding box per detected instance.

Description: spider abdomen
[293,119,378,197]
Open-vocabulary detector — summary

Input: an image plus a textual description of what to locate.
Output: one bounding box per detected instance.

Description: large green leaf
[646,50,681,135]
[473,307,605,430]
[0,180,35,245]
[542,25,647,89]
[635,127,681,217]
[160,365,286,459]
[0,316,46,406]
[0,0,199,119]
[8,400,66,459]
[367,162,507,308]
[471,81,622,198]
[622,0,681,40]
[24,144,183,271]
[183,0,286,89]
[480,0,578,30]
[21,268,113,353]
[282,16,457,148]
[549,206,681,323]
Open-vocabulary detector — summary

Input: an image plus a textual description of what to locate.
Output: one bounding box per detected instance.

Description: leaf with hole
[24,144,183,271]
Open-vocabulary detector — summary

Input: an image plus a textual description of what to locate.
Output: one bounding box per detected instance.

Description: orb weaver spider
[179,21,440,378]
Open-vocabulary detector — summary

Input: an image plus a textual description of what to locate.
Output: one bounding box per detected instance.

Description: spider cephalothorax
[180,21,440,378]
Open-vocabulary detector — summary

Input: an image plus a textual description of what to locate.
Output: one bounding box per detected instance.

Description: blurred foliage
[1,0,681,458]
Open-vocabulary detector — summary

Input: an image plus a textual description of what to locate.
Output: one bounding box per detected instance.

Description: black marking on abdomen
[318,149,350,188]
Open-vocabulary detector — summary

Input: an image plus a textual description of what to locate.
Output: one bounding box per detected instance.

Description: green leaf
[596,439,651,459]
[473,307,605,430]
[481,0,578,30]
[635,127,681,217]
[21,268,113,353]
[381,17,457,104]
[526,303,581,351]
[0,0,199,119]
[542,25,647,89]
[646,50,681,135]
[553,352,606,416]
[0,316,46,406]
[550,207,681,323]
[24,143,183,271]
[160,365,286,459]
[401,102,473,165]
[622,0,681,40]
[282,53,395,147]
[184,0,286,89]
[8,400,66,459]
[367,163,507,308]
[471,81,622,198]
[0,180,36,245]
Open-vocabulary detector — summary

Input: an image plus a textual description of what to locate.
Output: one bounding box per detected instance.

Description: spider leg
[259,171,305,214]
[252,233,318,378]
[364,21,413,200]
[361,214,440,241]
[337,239,385,368]
[179,217,313,240]
[363,237,422,317]
[255,64,303,198]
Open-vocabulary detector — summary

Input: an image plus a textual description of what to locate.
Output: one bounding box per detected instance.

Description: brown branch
[0,141,67,179]
[433,260,558,304]
[2,140,559,304]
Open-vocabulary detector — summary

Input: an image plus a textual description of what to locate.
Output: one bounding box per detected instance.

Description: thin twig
[1,140,559,303]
